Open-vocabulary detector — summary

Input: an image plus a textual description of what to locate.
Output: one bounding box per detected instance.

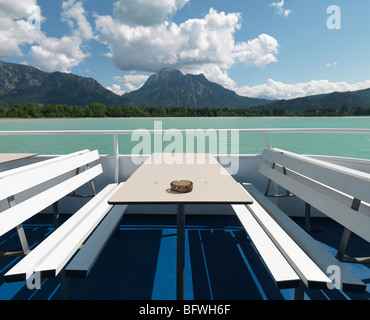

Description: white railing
[1,128,370,182]
[1,127,370,150]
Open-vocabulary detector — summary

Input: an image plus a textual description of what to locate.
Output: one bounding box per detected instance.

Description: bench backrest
[0,150,102,237]
[260,148,370,243]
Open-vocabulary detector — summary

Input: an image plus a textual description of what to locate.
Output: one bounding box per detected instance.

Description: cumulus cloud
[0,0,44,57]
[95,6,279,77]
[181,64,237,90]
[61,0,94,40]
[107,84,125,96]
[27,0,93,72]
[234,34,279,69]
[0,0,39,19]
[110,74,149,93]
[269,0,292,17]
[113,0,189,27]
[0,0,92,73]
[29,35,90,72]
[235,79,370,100]
[28,0,93,72]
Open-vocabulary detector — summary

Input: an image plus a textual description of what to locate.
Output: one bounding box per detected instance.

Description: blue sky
[1,0,370,99]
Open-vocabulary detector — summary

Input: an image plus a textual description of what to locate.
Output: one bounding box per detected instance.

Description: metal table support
[177,203,185,300]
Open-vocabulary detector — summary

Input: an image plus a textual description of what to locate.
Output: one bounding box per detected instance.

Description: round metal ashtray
[170,180,193,193]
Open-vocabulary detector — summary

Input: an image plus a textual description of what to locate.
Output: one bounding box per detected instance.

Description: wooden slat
[232,204,300,289]
[259,163,370,244]
[263,148,370,204]
[4,183,118,282]
[243,183,367,293]
[0,150,99,201]
[242,188,332,289]
[0,165,102,237]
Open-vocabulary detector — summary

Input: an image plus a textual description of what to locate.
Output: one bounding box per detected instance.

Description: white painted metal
[113,133,119,183]
[271,162,370,218]
[5,183,120,280]
[65,202,128,277]
[243,189,332,288]
[0,150,99,201]
[232,204,300,288]
[262,133,272,150]
[1,128,370,136]
[0,165,102,237]
[259,163,370,243]
[263,148,370,204]
[0,149,90,179]
[243,183,366,292]
[0,129,369,166]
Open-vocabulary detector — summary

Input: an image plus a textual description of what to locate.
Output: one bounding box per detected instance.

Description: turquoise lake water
[0,117,370,159]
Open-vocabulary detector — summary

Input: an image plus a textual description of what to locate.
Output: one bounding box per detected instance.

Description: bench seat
[4,183,125,282]
[261,148,370,264]
[65,202,128,278]
[242,183,366,293]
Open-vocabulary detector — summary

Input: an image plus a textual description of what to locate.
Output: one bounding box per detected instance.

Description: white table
[108,153,253,300]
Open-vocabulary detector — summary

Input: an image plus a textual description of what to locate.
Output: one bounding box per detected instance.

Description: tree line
[1,102,370,118]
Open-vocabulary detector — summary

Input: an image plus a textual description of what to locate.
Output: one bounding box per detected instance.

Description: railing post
[113,133,119,183]
[262,132,272,150]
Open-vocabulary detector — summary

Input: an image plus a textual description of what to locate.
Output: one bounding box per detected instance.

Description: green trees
[1,102,370,118]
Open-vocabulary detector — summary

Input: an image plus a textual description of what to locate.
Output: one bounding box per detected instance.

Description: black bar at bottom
[177,203,185,300]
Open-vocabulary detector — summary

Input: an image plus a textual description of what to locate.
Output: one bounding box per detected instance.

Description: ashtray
[170,180,193,193]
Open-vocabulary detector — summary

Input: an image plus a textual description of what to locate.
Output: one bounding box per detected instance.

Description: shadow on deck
[0,214,369,301]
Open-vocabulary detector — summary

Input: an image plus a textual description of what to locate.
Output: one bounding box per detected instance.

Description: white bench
[233,147,367,298]
[0,150,127,295]
[261,148,370,264]
[233,198,332,300]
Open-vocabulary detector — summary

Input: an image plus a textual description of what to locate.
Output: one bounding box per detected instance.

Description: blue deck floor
[0,214,369,301]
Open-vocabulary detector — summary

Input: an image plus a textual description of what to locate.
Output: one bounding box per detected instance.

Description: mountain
[0,60,129,107]
[2,60,370,112]
[257,89,370,111]
[123,68,272,109]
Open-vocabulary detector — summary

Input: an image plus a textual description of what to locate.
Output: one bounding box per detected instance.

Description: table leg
[177,203,185,300]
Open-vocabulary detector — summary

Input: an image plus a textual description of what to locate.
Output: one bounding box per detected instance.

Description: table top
[108,153,253,205]
[0,153,39,164]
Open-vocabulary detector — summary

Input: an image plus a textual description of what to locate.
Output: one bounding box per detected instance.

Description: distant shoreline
[1,115,370,120]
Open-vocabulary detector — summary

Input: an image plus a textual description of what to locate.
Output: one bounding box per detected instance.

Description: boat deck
[0,213,369,301]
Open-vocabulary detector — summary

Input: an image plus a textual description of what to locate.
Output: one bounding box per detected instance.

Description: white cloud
[29,0,92,72]
[95,7,279,76]
[326,62,338,67]
[111,74,150,93]
[236,79,370,100]
[0,0,39,19]
[234,34,279,69]
[29,35,89,72]
[61,0,94,40]
[0,0,92,73]
[107,84,125,95]
[181,64,237,90]
[113,0,189,27]
[0,1,44,57]
[0,17,42,57]
[269,0,292,17]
